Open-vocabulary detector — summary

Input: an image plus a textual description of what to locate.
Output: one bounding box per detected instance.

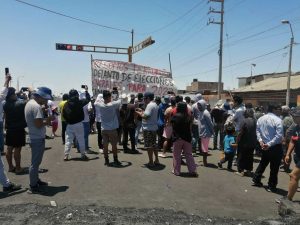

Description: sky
[1,0,300,95]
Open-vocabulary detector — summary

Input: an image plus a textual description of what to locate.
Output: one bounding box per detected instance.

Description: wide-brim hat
[34,87,53,100]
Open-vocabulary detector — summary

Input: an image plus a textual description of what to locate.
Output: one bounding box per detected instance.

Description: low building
[237,72,294,88]
[233,72,300,108]
[186,79,223,93]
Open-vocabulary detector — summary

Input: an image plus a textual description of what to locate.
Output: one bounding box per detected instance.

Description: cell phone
[5,68,9,75]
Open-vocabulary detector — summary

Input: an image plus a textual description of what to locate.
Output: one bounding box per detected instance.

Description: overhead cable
[14,0,131,33]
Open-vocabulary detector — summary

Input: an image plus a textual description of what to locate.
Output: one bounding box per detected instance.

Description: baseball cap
[34,87,53,100]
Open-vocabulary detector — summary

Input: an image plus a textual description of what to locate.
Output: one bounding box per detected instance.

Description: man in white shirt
[98,90,122,166]
[252,105,283,193]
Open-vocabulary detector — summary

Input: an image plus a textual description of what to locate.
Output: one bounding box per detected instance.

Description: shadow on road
[180,172,200,178]
[143,163,166,171]
[40,185,69,197]
[0,189,27,199]
[69,156,99,161]
[108,161,132,168]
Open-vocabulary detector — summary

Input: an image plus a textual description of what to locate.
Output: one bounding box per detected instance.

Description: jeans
[0,156,10,187]
[253,144,283,187]
[0,121,4,153]
[82,122,90,150]
[29,138,45,187]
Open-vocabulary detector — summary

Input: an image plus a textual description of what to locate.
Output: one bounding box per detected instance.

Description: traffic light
[76,45,83,51]
[56,43,73,50]
[141,37,155,48]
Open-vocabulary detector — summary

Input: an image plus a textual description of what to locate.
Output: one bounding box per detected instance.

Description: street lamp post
[17,76,24,92]
[281,20,294,107]
[250,63,256,87]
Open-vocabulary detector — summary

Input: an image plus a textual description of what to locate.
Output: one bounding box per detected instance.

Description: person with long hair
[171,102,197,177]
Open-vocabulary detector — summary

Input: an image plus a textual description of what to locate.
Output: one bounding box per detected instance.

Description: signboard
[92,60,176,96]
[297,95,300,106]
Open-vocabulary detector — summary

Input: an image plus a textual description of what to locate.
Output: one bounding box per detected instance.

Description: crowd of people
[0,75,300,203]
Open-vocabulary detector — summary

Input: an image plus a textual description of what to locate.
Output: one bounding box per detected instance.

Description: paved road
[0,126,299,221]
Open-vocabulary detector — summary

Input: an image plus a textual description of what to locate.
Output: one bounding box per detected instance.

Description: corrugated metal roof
[233,74,300,92]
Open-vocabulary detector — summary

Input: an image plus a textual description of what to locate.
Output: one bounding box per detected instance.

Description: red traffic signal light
[76,45,83,51]
[66,45,72,50]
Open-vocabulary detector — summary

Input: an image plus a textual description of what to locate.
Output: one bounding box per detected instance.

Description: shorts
[5,129,26,147]
[143,130,157,148]
[294,153,300,169]
[102,129,118,146]
[163,125,173,139]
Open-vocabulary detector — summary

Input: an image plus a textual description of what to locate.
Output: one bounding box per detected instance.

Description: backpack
[63,100,84,124]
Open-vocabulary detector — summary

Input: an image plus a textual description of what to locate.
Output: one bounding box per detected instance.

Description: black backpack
[63,100,84,125]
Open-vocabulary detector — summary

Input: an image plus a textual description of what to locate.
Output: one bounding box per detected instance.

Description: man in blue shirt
[252,105,283,192]
[157,95,170,150]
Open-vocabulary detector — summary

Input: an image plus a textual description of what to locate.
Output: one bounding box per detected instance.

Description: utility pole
[128,29,134,63]
[169,53,173,78]
[208,0,224,100]
[281,20,294,106]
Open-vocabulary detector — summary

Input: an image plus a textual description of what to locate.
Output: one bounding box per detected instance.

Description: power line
[140,0,206,35]
[173,46,288,78]
[14,0,131,33]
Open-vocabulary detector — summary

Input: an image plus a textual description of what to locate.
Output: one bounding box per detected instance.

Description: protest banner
[91,59,176,96]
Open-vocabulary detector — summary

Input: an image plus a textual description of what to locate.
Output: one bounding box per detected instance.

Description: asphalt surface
[1,126,299,224]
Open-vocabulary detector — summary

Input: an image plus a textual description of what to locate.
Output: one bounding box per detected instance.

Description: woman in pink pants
[171,102,198,177]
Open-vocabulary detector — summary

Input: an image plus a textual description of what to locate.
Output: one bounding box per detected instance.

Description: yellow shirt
[58,100,67,122]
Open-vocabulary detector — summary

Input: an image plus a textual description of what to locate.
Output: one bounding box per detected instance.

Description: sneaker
[64,155,70,161]
[27,185,44,194]
[99,149,104,154]
[217,162,223,169]
[266,186,277,193]
[235,171,245,177]
[37,179,48,186]
[3,182,22,192]
[251,180,263,187]
[80,154,89,161]
[158,153,167,158]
